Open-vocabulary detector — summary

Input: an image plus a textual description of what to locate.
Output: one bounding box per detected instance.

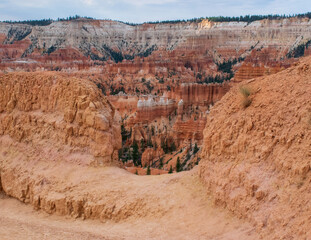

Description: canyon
[0,15,310,239]
[1,16,311,170]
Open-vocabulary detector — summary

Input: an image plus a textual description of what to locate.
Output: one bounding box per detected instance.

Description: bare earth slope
[200,56,311,239]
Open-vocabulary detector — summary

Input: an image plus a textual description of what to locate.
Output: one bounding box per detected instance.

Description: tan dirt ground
[0,167,259,240]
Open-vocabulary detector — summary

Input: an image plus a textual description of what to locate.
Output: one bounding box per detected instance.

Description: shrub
[240,86,252,108]
[239,86,251,97]
[168,165,173,174]
[242,98,252,108]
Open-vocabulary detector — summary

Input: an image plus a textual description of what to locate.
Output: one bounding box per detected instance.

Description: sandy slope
[200,56,311,239]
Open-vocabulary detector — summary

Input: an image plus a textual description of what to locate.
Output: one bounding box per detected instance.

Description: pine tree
[168,165,173,174]
[193,143,199,154]
[176,157,181,172]
[132,141,139,166]
[140,139,146,152]
[147,166,151,175]
[170,141,176,152]
[159,157,163,169]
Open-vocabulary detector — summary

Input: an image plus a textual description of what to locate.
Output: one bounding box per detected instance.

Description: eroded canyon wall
[1,17,311,82]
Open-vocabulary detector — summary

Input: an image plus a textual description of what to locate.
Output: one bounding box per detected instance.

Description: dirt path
[0,168,259,240]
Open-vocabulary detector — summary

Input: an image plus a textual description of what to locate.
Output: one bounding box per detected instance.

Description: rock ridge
[199,56,311,239]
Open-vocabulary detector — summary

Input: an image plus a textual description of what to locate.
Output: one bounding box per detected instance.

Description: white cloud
[10,0,51,8]
[80,0,95,6]
[121,0,178,6]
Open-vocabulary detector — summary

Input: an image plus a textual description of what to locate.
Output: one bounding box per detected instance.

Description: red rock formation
[0,39,31,61]
[136,96,176,123]
[111,82,230,169]
[233,47,293,82]
[1,17,311,82]
[141,147,165,167]
[173,117,207,144]
[0,33,6,43]
[107,95,138,118]
[168,82,231,107]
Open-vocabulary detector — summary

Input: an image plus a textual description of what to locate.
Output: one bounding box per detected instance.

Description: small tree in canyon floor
[176,157,182,172]
[146,166,151,175]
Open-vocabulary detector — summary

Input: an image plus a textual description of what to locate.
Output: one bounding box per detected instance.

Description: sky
[0,0,310,23]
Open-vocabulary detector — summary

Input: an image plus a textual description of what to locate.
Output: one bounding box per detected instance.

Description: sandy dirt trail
[0,167,259,240]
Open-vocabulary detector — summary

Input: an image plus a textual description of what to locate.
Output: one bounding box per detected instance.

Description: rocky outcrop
[167,82,231,107]
[136,96,176,123]
[199,57,311,239]
[0,72,121,165]
[173,117,207,143]
[0,71,124,220]
[108,95,138,119]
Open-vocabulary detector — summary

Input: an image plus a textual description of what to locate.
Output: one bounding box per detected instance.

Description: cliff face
[136,96,176,123]
[167,83,231,107]
[1,18,311,81]
[199,57,311,239]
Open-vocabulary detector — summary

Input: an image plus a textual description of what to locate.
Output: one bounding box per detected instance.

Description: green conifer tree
[176,157,181,172]
[168,165,173,174]
[147,166,151,175]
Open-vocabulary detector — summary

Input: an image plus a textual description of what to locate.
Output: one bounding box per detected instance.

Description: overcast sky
[0,0,310,23]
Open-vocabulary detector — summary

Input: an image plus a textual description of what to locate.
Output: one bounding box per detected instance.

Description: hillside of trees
[2,12,311,27]
[2,15,94,26]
